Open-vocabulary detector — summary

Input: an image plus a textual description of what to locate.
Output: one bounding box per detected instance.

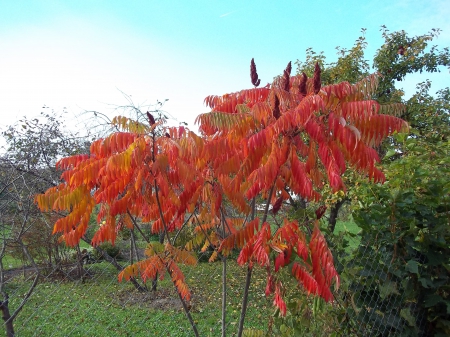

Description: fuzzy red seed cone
[273,105,281,120]
[299,72,307,96]
[250,58,261,87]
[147,111,156,125]
[282,61,292,91]
[270,93,281,120]
[315,205,327,219]
[285,61,292,76]
[272,196,283,214]
[283,70,290,91]
[313,62,321,94]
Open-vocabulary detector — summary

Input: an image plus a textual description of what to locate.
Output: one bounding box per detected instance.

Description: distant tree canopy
[296,27,449,103]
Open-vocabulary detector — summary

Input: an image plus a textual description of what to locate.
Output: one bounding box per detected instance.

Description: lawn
[8,260,273,337]
[4,220,362,337]
[1,254,24,270]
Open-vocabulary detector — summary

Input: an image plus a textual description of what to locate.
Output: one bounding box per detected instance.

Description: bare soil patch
[113,288,184,311]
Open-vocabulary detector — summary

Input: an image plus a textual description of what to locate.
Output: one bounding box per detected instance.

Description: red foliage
[36,63,406,316]
[274,282,287,316]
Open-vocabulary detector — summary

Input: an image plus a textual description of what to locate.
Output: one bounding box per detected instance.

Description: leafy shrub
[339,137,450,336]
[93,242,121,260]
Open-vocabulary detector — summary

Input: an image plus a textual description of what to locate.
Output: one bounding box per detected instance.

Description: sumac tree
[36,59,406,336]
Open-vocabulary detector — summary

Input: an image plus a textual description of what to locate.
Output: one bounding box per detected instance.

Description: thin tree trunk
[172,213,193,246]
[0,298,14,337]
[251,198,256,221]
[0,243,14,337]
[328,198,347,233]
[176,285,199,337]
[75,244,84,279]
[238,185,275,337]
[237,266,253,337]
[130,229,140,265]
[151,156,197,336]
[221,212,227,337]
[152,229,163,291]
[55,237,64,269]
[2,241,40,333]
[130,232,134,265]
[126,210,150,244]
[154,182,170,293]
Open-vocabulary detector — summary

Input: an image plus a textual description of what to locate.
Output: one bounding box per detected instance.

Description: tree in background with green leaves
[350,86,449,335]
[275,27,449,336]
[0,111,91,337]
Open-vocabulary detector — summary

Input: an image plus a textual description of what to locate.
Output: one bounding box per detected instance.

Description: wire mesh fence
[1,220,428,337]
[1,236,272,337]
[331,225,427,337]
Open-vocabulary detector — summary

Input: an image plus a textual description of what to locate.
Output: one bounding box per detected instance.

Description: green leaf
[400,307,416,327]
[424,294,443,308]
[385,149,396,158]
[379,281,400,299]
[418,277,434,289]
[406,260,419,274]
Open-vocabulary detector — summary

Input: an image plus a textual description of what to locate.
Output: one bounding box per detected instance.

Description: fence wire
[1,237,272,337]
[332,226,427,337]
[1,221,428,337]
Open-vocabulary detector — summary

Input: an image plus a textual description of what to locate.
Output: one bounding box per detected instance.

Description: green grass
[2,254,24,270]
[4,220,362,336]
[8,260,272,336]
[78,240,92,250]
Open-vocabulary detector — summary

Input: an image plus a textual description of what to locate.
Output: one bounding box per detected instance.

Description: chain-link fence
[1,234,273,337]
[1,217,430,337]
[330,219,428,337]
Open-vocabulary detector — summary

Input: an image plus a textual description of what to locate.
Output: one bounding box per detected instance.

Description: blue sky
[0,0,448,132]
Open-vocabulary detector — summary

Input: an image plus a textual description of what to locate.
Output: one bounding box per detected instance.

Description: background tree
[0,163,42,337]
[344,84,449,336]
[294,27,449,336]
[0,104,172,335]
[1,112,89,266]
[0,111,89,336]
[296,27,449,232]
